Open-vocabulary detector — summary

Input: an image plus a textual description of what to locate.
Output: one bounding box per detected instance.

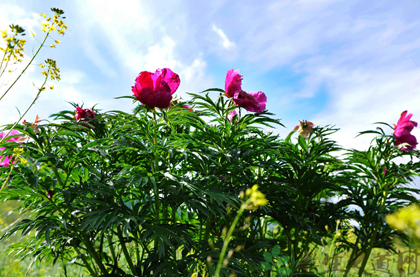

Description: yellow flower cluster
[241,185,268,211]
[0,25,26,66]
[12,148,27,165]
[386,204,420,239]
[40,10,67,37]
[40,58,61,81]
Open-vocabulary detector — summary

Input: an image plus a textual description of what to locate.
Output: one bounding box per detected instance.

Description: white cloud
[212,24,235,50]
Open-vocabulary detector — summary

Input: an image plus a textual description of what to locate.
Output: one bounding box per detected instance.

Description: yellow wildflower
[50,86,54,90]
[32,32,36,38]
[40,64,45,68]
[386,204,420,239]
[40,14,46,18]
[50,44,55,48]
[13,148,24,155]
[54,40,60,44]
[245,185,267,211]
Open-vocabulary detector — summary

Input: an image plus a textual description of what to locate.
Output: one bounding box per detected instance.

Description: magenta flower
[132,68,180,109]
[394,110,418,151]
[228,110,238,122]
[225,69,243,98]
[0,130,21,167]
[233,90,267,113]
[75,106,95,121]
[224,69,267,113]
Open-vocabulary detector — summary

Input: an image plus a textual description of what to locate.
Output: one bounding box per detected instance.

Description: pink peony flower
[233,90,267,113]
[132,68,180,109]
[228,110,238,122]
[394,110,418,151]
[75,106,95,121]
[224,69,267,113]
[225,69,243,98]
[293,120,315,139]
[0,130,21,167]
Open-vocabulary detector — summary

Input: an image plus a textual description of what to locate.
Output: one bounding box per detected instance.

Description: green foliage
[1,93,419,277]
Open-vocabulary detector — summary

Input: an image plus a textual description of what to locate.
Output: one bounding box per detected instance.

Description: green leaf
[261,262,271,271]
[263,252,273,263]
[279,267,292,275]
[271,244,281,257]
[277,255,290,266]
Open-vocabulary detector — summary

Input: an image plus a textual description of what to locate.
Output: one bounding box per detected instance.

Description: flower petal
[225,69,243,98]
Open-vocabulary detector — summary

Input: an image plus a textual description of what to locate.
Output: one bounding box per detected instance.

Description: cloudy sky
[1,0,420,154]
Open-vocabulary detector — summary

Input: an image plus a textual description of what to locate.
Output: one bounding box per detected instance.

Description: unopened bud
[222,227,227,238]
[223,259,229,266]
[227,249,234,259]
[207,256,212,264]
[235,245,243,252]
[209,239,215,249]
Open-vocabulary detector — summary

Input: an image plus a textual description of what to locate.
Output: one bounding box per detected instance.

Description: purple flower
[75,106,95,121]
[0,130,21,167]
[132,68,180,109]
[224,69,267,113]
[394,110,418,151]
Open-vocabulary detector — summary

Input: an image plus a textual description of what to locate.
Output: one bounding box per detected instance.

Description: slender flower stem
[214,204,246,277]
[0,159,16,194]
[0,30,50,102]
[1,71,48,143]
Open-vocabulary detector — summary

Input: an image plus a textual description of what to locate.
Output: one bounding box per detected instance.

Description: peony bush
[1,8,420,277]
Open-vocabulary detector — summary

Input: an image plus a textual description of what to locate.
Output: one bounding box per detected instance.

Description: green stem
[0,30,50,102]
[82,233,108,275]
[107,235,117,267]
[214,205,245,277]
[1,72,48,142]
[117,225,137,275]
[343,232,362,277]
[74,247,97,276]
[357,192,388,276]
[0,159,16,194]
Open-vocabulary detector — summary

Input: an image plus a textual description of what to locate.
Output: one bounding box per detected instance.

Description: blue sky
[1,0,420,154]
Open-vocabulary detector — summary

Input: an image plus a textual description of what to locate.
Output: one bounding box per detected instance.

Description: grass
[0,200,85,277]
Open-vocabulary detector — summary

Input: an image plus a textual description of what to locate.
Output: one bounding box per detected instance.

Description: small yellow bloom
[40,14,46,18]
[20,158,28,165]
[50,86,54,90]
[13,148,24,155]
[386,204,420,239]
[32,32,36,38]
[54,40,60,44]
[50,44,55,48]
[245,185,267,210]
[40,64,45,68]
[57,29,65,36]
[46,17,51,22]
[8,69,12,73]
